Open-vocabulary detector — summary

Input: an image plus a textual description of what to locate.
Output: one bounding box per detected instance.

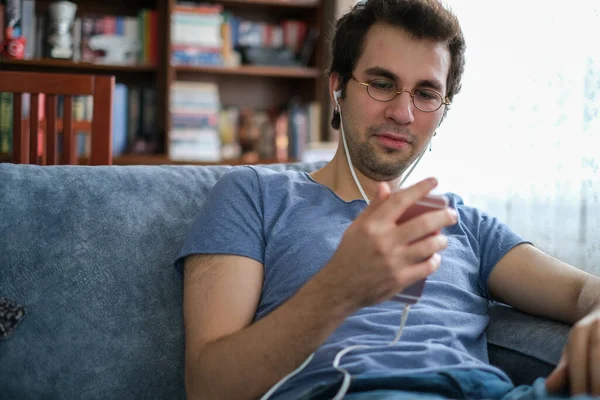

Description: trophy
[45,1,77,59]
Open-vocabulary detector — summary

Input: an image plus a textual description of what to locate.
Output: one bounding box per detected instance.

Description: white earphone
[260,83,430,400]
[334,90,342,105]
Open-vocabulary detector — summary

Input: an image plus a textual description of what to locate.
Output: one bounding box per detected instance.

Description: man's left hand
[546,308,600,395]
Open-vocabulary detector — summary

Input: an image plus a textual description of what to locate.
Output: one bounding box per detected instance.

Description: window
[406,1,600,273]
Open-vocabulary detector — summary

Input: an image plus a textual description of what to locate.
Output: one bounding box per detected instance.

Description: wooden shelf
[174,64,322,79]
[113,154,291,166]
[0,152,291,166]
[22,119,92,132]
[215,0,320,8]
[0,58,156,73]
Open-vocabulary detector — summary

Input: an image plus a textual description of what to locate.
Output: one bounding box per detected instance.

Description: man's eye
[415,89,438,100]
[370,80,395,91]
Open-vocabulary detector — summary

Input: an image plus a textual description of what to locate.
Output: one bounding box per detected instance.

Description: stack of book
[169,81,222,161]
[170,3,224,66]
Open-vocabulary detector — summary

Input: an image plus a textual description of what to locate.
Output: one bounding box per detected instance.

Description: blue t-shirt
[175,165,529,399]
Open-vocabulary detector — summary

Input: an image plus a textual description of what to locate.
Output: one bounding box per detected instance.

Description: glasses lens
[413,89,443,112]
[367,79,398,102]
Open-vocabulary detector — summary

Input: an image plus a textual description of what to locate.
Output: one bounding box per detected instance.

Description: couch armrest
[487,302,571,386]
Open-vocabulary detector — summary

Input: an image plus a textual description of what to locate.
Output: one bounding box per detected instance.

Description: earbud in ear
[334,90,342,103]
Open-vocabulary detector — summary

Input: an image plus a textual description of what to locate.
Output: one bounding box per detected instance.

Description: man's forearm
[576,274,600,319]
[186,279,355,400]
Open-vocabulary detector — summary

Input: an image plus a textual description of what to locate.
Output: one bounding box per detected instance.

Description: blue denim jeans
[299,369,599,399]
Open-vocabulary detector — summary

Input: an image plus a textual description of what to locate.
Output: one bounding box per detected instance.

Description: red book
[149,10,158,65]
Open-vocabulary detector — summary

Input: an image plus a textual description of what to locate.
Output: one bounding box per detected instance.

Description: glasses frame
[351,75,451,113]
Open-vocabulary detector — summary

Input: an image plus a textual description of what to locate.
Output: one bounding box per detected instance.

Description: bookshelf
[0,0,333,165]
[0,57,157,73]
[112,153,293,165]
[174,64,321,78]
[0,152,295,165]
[217,0,320,7]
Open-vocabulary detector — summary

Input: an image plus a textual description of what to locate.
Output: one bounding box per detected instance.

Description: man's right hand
[312,178,458,310]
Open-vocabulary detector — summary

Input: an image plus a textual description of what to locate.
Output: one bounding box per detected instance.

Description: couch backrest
[0,162,323,399]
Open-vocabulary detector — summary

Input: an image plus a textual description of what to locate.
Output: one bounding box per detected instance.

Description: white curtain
[405,1,600,274]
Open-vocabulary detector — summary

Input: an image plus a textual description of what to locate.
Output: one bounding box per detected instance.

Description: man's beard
[345,126,420,182]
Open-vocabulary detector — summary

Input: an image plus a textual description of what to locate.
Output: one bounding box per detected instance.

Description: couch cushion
[486,302,570,386]
[0,162,322,399]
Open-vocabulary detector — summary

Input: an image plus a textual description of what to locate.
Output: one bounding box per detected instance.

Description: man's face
[339,22,451,181]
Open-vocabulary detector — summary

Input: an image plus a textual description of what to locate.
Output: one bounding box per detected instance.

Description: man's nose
[384,90,415,125]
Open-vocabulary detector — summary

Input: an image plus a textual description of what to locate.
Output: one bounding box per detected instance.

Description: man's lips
[375,133,411,142]
[374,133,413,149]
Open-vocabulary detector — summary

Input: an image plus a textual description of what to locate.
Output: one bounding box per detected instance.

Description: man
[176,1,600,399]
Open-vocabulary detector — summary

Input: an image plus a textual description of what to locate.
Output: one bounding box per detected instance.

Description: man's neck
[311,149,402,203]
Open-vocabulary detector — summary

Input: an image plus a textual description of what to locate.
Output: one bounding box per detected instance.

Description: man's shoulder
[223,164,297,177]
[225,164,309,183]
[215,165,309,198]
[216,165,278,186]
[443,192,483,227]
[443,192,509,235]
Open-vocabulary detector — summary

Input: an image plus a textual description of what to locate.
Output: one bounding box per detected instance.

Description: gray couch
[0,162,571,399]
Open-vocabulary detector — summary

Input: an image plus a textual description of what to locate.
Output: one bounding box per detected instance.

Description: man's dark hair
[329,0,466,129]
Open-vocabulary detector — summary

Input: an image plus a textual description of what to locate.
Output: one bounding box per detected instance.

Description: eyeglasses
[352,76,450,112]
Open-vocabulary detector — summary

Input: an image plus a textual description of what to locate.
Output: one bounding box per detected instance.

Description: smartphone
[392,194,449,304]
[396,194,449,226]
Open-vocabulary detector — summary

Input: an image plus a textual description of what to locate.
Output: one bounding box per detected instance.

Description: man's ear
[329,72,343,104]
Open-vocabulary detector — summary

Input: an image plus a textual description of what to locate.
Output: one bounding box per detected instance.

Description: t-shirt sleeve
[477,210,533,300]
[174,166,265,273]
[448,194,532,300]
